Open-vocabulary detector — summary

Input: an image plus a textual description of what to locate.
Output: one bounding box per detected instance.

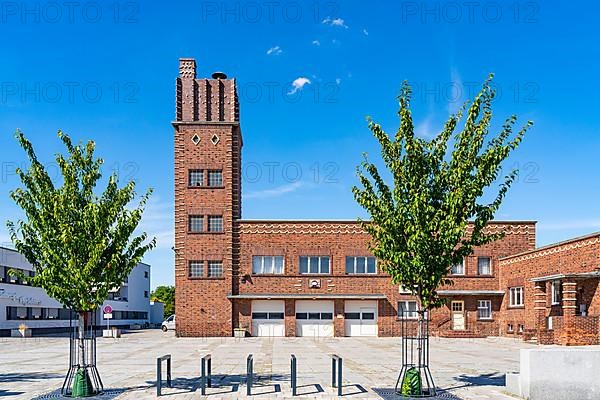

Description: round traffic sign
[103,305,113,314]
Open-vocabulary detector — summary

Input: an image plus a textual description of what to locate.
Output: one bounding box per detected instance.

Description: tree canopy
[352,76,532,310]
[7,131,156,313]
[151,285,175,318]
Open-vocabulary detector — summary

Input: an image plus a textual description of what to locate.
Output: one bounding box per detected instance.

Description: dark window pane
[252,312,268,319]
[309,257,319,274]
[296,313,308,320]
[268,312,284,320]
[320,257,330,274]
[367,257,376,273]
[345,257,354,274]
[321,313,333,320]
[362,312,375,320]
[299,257,309,274]
[345,312,360,320]
[308,312,321,320]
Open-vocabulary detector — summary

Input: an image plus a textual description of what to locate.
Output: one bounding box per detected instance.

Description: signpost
[103,305,113,331]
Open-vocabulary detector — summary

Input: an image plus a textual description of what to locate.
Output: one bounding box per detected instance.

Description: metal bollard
[156,354,172,397]
[201,354,212,395]
[331,354,342,396]
[291,354,297,396]
[247,354,254,396]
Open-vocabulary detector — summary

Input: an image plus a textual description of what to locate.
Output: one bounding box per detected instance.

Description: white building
[0,246,152,336]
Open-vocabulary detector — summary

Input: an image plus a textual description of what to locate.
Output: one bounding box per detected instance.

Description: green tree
[7,131,156,396]
[151,285,175,318]
[352,76,531,393]
[353,75,531,310]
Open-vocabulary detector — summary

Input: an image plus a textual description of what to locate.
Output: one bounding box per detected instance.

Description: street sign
[104,313,113,319]
[103,305,113,314]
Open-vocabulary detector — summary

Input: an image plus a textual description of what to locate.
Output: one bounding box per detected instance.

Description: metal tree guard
[61,310,104,397]
[395,309,437,397]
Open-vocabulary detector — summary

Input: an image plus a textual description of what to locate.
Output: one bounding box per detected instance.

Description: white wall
[508,348,600,400]
[0,246,151,332]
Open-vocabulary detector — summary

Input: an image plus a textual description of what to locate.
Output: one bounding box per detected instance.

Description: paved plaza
[0,330,540,399]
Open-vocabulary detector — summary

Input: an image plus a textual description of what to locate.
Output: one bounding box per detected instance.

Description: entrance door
[451,301,465,330]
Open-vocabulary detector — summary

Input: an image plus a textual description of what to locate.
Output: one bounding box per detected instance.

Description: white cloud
[246,182,304,199]
[322,17,348,28]
[266,45,283,56]
[135,197,174,250]
[312,40,321,46]
[288,77,311,95]
[363,28,369,36]
[335,78,341,85]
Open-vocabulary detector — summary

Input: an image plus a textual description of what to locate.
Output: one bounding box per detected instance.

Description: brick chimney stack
[175,58,239,123]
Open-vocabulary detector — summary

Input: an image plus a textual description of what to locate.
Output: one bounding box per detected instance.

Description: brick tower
[173,58,241,336]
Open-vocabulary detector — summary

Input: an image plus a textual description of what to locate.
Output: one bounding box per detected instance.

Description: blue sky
[0,1,598,289]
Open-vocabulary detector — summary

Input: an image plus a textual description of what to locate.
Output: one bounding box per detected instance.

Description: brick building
[173,58,599,345]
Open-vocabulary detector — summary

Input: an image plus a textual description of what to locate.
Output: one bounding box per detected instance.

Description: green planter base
[71,368,95,398]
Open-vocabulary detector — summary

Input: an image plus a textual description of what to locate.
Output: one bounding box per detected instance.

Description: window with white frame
[477,300,492,319]
[551,280,561,305]
[207,170,223,187]
[451,260,465,275]
[189,169,204,187]
[189,261,204,278]
[345,256,376,274]
[398,300,418,319]
[207,261,223,277]
[189,215,204,233]
[299,256,330,274]
[252,256,284,274]
[477,257,492,275]
[207,216,223,232]
[509,287,524,307]
[507,323,514,332]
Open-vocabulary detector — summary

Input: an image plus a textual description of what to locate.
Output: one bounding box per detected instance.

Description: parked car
[161,315,175,332]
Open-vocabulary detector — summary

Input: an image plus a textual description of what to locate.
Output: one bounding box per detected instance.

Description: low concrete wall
[508,348,600,400]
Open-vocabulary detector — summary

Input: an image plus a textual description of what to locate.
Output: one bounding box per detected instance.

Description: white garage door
[295,300,334,338]
[251,300,285,337]
[344,300,378,337]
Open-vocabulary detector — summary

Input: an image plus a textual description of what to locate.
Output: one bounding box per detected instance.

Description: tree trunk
[78,312,86,367]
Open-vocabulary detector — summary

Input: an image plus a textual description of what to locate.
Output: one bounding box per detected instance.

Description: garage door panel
[295,300,334,338]
[345,300,378,337]
[252,300,285,337]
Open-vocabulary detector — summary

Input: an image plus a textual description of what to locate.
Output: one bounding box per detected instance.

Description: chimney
[179,58,196,79]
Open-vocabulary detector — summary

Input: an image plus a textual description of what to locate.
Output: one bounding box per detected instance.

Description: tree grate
[373,388,463,400]
[32,389,124,400]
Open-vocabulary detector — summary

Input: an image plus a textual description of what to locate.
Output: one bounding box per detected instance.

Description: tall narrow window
[477,257,492,275]
[189,170,204,187]
[208,261,223,277]
[207,170,223,187]
[551,280,561,305]
[477,300,492,319]
[189,215,204,233]
[207,216,223,232]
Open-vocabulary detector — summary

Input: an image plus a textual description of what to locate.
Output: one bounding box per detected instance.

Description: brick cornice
[499,235,600,266]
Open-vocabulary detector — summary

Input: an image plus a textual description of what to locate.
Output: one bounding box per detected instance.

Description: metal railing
[290,354,297,396]
[201,354,212,395]
[156,354,172,397]
[246,354,254,396]
[331,354,343,396]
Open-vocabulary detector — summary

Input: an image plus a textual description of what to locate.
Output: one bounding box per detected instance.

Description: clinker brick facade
[173,58,600,345]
